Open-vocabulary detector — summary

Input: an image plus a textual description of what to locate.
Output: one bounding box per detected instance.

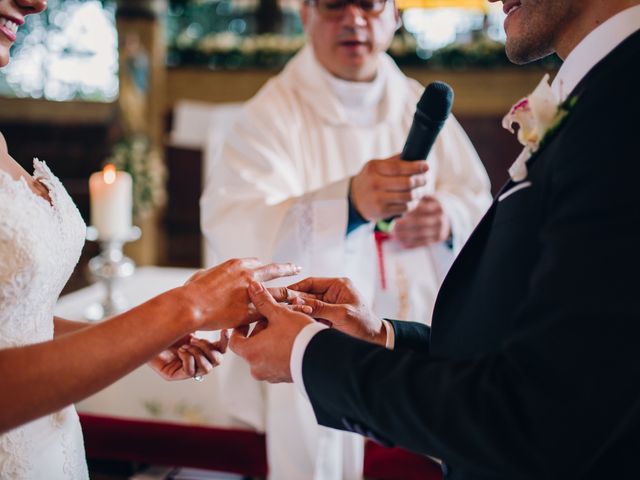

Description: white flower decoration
[502,74,570,181]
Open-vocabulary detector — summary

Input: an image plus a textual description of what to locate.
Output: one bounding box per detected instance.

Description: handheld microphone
[401,81,454,161]
[376,82,453,233]
[377,82,454,232]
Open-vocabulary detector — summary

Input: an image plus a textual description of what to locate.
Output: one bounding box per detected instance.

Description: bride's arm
[53,317,90,336]
[0,288,196,434]
[53,316,223,382]
[0,258,300,434]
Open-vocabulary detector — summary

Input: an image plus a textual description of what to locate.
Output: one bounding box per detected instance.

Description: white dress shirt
[291,4,640,399]
[551,5,640,102]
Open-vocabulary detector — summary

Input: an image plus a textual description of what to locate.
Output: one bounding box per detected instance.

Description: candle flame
[103,164,117,185]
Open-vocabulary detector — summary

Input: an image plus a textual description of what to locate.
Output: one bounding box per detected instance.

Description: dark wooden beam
[116,0,167,20]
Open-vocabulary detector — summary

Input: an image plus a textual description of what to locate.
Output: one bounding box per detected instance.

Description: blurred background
[0,1,561,478]
[0,0,558,288]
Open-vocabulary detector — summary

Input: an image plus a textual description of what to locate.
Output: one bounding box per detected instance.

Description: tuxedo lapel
[431,29,640,344]
[430,202,496,322]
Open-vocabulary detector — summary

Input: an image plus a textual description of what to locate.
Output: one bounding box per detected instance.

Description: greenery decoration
[104,135,167,218]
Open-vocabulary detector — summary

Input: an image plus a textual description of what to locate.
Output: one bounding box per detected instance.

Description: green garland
[168,34,561,70]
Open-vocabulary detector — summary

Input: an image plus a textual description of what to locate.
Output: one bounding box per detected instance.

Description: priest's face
[490,0,577,63]
[0,0,48,68]
[301,0,400,82]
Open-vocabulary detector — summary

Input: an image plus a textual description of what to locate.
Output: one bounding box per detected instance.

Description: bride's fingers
[190,338,224,366]
[253,263,302,282]
[189,345,216,373]
[209,329,230,353]
[177,346,196,376]
[163,360,183,378]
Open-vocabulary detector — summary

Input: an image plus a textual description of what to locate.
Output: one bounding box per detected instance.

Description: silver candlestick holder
[84,226,141,321]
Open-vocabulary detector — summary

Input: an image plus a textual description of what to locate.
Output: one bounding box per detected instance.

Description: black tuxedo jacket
[301,31,640,480]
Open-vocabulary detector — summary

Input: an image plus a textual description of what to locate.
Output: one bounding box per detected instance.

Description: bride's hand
[148,330,230,381]
[179,258,302,331]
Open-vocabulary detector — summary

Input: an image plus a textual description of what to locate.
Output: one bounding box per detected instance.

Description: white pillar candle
[89,164,133,240]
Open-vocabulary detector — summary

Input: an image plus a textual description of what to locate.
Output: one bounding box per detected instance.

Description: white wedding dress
[0,159,89,478]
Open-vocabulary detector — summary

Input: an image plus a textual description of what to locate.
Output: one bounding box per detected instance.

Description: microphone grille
[417,81,454,122]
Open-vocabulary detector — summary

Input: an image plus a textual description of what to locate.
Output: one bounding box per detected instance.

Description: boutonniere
[502,74,578,181]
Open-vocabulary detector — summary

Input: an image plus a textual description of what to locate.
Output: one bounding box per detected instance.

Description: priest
[200,0,491,477]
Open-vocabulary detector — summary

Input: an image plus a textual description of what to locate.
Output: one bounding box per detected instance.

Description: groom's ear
[393,3,402,31]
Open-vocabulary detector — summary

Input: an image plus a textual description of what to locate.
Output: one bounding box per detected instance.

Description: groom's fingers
[287,304,313,315]
[287,277,335,294]
[230,326,253,358]
[300,298,346,324]
[233,325,251,338]
[247,281,281,317]
[250,319,269,337]
[269,286,320,303]
[253,263,302,282]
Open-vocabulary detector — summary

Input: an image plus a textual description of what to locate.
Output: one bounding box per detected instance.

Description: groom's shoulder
[585,31,640,98]
[565,33,640,130]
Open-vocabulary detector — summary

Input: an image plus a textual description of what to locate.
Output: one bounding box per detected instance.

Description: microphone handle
[378,113,446,231]
[401,110,446,161]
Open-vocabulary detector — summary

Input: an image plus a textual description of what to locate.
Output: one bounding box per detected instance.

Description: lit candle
[89,164,133,240]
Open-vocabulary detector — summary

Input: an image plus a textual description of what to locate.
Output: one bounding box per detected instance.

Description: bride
[0,0,301,478]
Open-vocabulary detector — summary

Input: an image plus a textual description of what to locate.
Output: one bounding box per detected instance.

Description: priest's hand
[274,277,387,347]
[393,195,451,248]
[180,258,302,331]
[149,331,229,381]
[230,282,313,383]
[350,154,429,221]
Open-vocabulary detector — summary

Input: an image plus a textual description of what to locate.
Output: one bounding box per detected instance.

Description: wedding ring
[192,374,204,382]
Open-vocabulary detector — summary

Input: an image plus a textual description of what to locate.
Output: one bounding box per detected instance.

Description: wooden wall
[1,67,546,270]
[162,67,541,266]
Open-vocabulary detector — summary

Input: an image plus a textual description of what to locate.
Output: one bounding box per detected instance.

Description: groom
[230,0,640,478]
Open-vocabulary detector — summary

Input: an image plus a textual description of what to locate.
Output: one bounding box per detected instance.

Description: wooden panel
[165,67,553,116]
[164,145,203,267]
[457,114,522,195]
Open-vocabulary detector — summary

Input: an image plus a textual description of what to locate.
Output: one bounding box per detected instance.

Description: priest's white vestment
[201,45,491,480]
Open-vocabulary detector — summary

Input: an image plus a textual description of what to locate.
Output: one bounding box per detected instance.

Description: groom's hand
[230,282,313,383]
[274,277,387,347]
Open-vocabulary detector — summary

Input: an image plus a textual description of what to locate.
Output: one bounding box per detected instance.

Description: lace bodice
[0,159,88,479]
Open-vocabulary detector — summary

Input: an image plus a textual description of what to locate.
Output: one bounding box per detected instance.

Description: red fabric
[374,230,392,290]
[78,413,268,476]
[363,441,443,480]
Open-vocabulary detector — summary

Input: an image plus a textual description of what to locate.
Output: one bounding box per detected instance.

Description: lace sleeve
[0,194,28,280]
[0,191,35,335]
